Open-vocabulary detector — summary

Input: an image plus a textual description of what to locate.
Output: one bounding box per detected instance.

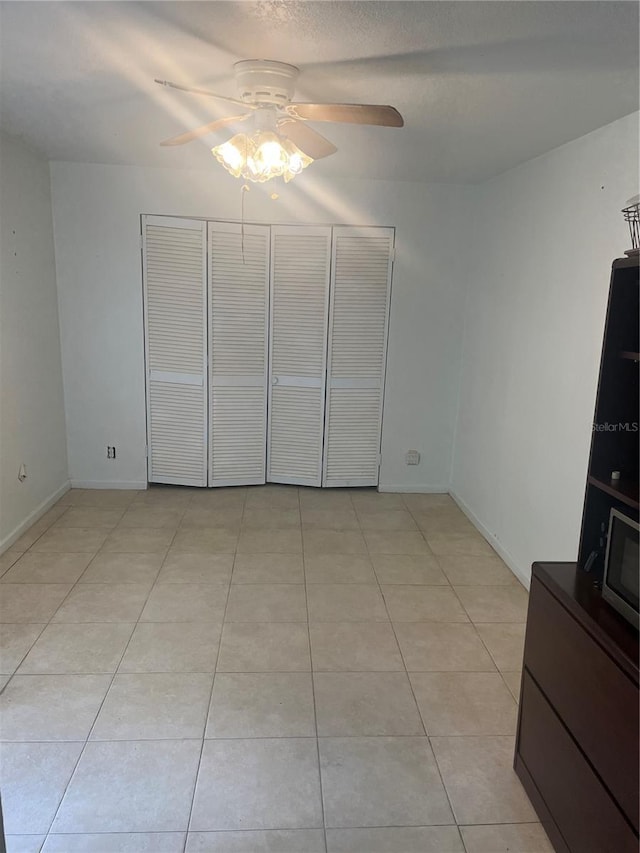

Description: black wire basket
[622,200,639,252]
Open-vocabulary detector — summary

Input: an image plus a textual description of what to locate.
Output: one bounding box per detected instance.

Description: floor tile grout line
[12,488,177,836]
[398,501,520,830]
[3,733,478,744]
[10,538,140,672]
[471,623,514,674]
[181,487,246,851]
[7,502,72,556]
[301,489,329,853]
[4,820,548,843]
[0,549,27,581]
[41,518,181,842]
[6,667,517,676]
[402,498,443,559]
[402,495,527,591]
[1,732,522,746]
[0,621,50,697]
[51,507,127,534]
[91,489,186,562]
[74,536,159,588]
[394,510,499,621]
[361,529,427,739]
[469,623,524,703]
[377,542,520,713]
[17,523,177,637]
[31,493,144,550]
[360,510,463,832]
[5,486,531,842]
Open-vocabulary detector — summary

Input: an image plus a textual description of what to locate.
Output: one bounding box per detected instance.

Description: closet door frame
[142,216,394,490]
[267,224,332,487]
[322,225,394,488]
[207,220,270,487]
[142,214,208,487]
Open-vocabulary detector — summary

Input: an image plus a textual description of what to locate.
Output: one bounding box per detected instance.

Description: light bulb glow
[256,138,286,170]
[211,130,313,183]
[216,140,244,174]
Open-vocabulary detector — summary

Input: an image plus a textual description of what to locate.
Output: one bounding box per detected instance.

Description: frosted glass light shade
[212,130,313,183]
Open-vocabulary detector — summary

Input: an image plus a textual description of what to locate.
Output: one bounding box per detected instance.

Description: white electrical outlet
[405,450,420,466]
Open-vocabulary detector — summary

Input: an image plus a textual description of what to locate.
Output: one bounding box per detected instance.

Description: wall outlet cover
[405,450,420,466]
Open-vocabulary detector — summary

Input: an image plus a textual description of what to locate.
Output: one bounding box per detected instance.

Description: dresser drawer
[518,672,637,853]
[524,577,639,830]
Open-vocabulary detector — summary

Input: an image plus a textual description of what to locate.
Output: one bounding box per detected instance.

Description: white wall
[0,132,69,548]
[451,112,639,586]
[50,162,471,490]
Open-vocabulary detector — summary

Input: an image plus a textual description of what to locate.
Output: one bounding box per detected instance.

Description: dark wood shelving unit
[515,256,639,853]
[577,255,639,575]
[587,473,639,511]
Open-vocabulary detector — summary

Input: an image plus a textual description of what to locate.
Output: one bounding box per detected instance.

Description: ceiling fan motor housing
[234,60,299,106]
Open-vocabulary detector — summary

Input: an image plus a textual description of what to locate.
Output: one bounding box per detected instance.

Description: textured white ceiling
[0,1,637,182]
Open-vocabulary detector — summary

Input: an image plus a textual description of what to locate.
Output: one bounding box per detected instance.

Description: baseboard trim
[0,480,71,555]
[449,489,531,590]
[378,484,450,494]
[70,480,147,490]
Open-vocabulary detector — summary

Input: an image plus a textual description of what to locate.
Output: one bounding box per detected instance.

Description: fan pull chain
[240,183,250,265]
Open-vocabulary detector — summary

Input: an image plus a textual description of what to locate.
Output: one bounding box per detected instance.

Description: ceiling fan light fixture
[212,130,313,184]
[212,136,246,177]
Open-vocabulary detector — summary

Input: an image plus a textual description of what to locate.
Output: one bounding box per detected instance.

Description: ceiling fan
[155,60,404,183]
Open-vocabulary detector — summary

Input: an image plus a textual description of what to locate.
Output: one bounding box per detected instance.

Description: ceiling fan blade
[154,78,252,110]
[285,103,403,128]
[277,119,337,160]
[160,114,250,147]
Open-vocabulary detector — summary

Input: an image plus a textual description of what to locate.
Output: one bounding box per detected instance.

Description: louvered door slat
[209,223,269,486]
[143,216,207,486]
[323,227,394,487]
[268,226,331,486]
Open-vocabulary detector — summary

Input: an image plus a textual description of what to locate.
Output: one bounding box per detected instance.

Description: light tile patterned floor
[0,486,553,853]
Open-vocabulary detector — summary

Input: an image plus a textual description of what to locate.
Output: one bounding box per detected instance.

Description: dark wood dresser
[515,562,639,853]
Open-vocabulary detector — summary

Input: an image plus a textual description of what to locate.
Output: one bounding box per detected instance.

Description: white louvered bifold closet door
[208,222,269,486]
[268,226,331,486]
[142,216,208,486]
[323,226,394,487]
